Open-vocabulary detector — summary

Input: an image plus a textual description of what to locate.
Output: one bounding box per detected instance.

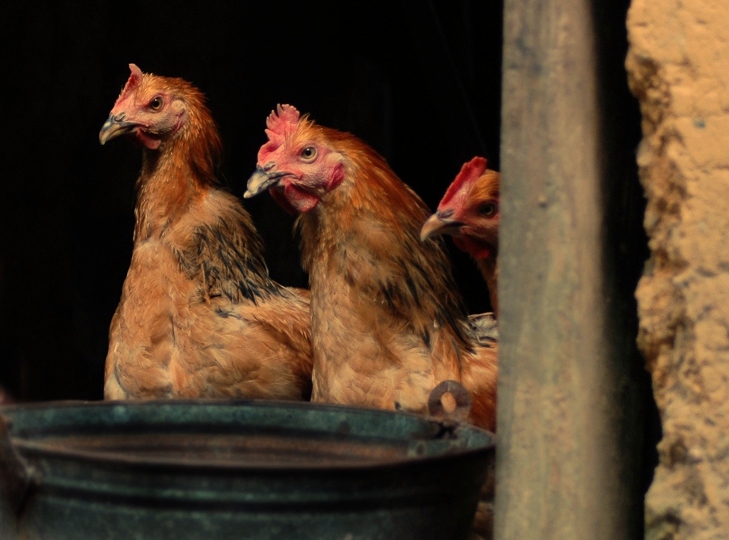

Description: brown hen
[100,66,312,401]
[244,105,497,431]
[421,157,500,317]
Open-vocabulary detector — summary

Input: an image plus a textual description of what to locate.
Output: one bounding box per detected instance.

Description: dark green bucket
[0,400,493,540]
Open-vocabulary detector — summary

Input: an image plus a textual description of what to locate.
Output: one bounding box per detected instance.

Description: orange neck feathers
[297,131,472,350]
[134,82,223,241]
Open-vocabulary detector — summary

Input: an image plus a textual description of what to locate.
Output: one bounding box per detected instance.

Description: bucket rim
[1,399,494,474]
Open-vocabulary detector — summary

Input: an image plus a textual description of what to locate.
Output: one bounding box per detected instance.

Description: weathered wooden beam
[496,0,643,538]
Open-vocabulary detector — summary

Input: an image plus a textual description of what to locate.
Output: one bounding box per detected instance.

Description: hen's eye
[149,97,164,111]
[479,203,497,217]
[300,146,317,161]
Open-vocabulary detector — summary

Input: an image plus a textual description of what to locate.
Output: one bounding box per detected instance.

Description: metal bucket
[0,400,493,540]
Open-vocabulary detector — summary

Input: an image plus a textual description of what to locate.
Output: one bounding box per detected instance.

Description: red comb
[258,104,303,164]
[114,63,144,108]
[438,156,488,210]
[264,104,301,144]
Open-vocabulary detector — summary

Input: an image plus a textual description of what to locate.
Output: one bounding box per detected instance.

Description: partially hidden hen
[421,157,500,317]
[99,65,312,401]
[421,157,501,540]
[244,105,497,431]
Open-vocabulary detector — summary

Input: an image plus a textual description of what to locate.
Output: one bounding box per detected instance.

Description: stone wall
[626,2,729,538]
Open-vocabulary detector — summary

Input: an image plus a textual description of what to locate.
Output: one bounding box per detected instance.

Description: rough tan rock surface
[626,1,729,538]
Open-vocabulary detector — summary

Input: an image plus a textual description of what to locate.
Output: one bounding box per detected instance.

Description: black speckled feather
[177,212,284,304]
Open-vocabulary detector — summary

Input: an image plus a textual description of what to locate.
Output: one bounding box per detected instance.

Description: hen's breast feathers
[106,189,313,401]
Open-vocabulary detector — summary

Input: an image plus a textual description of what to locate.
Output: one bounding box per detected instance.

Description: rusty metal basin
[0,400,493,540]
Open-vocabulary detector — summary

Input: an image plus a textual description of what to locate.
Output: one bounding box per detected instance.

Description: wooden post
[496,0,644,538]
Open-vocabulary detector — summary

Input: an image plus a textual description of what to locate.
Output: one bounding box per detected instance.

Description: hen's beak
[244,166,289,199]
[99,113,139,145]
[420,210,464,242]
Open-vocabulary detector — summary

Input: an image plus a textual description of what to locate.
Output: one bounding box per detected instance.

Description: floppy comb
[438,156,488,210]
[113,63,144,108]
